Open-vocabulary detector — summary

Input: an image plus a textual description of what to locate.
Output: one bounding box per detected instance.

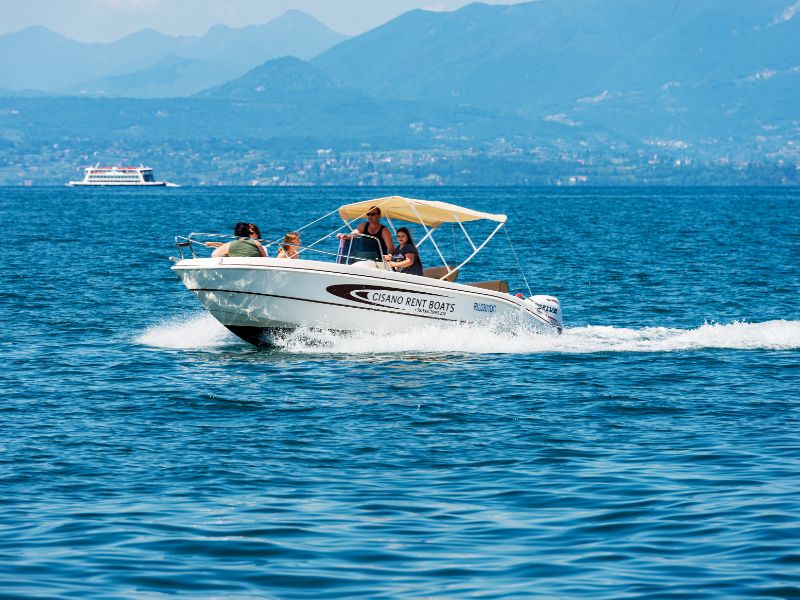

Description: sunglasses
[366,212,379,217]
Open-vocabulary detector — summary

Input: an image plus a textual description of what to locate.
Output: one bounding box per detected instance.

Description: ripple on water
[1,187,799,598]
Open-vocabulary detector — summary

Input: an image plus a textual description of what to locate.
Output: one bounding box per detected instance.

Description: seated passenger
[384,227,424,276]
[277,231,301,259]
[207,222,266,257]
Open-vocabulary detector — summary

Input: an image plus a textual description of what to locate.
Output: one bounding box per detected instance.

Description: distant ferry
[68,165,179,187]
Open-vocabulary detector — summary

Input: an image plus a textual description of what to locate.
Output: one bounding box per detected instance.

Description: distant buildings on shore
[2,140,798,186]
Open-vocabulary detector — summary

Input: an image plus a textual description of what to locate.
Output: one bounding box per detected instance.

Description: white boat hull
[172,258,561,347]
[67,182,172,187]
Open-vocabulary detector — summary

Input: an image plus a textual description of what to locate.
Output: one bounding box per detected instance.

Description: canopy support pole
[453,213,477,252]
[503,225,533,296]
[415,225,439,248]
[303,206,369,252]
[451,221,506,276]
[409,204,449,273]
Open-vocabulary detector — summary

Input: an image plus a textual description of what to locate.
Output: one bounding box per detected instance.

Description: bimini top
[338,196,507,227]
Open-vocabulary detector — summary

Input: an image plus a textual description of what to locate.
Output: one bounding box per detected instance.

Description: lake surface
[1,186,799,598]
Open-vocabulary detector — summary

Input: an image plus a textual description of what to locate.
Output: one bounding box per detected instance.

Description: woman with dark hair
[385,227,424,276]
[207,222,266,257]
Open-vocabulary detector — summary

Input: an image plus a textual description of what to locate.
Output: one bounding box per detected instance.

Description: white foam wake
[277,320,800,355]
[135,315,800,354]
[135,313,236,349]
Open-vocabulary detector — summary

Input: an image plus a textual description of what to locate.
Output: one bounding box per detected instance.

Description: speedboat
[171,196,563,347]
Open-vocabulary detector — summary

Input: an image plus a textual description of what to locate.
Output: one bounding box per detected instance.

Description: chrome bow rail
[172,232,387,267]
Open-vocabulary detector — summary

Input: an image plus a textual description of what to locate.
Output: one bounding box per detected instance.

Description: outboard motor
[525,295,564,333]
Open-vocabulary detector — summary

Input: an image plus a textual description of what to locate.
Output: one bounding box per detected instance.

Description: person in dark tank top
[337,206,396,259]
[358,206,395,257]
[206,222,266,257]
[385,227,424,276]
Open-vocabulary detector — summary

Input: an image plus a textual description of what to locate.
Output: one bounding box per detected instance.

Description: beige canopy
[338,196,507,227]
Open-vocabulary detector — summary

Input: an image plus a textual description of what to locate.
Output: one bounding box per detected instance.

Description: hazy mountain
[312,0,800,141]
[2,0,798,184]
[0,87,49,97]
[0,11,346,95]
[174,10,347,64]
[0,26,112,91]
[196,56,353,103]
[63,57,237,98]
[313,0,800,109]
[0,94,554,150]
[189,54,571,142]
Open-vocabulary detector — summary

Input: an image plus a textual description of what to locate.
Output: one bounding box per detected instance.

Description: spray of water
[135,314,800,354]
[136,313,237,349]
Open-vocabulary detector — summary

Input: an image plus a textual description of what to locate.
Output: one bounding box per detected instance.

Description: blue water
[1,186,799,598]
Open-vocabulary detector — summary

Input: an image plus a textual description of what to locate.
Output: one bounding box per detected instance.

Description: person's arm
[212,242,230,257]
[383,228,395,254]
[337,224,363,239]
[389,252,415,269]
[254,241,267,257]
[205,241,223,248]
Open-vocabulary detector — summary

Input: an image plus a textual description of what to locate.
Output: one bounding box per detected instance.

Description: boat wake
[135,314,800,354]
[136,313,237,349]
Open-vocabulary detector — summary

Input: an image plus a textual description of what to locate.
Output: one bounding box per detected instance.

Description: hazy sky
[1,0,527,42]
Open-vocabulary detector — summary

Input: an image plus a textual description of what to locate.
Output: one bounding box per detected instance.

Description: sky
[1,0,527,42]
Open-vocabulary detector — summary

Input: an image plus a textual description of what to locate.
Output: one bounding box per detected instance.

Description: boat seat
[466,280,510,293]
[424,266,459,282]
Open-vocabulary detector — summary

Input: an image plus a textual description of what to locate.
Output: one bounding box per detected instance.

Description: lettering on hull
[473,302,496,313]
[326,284,456,317]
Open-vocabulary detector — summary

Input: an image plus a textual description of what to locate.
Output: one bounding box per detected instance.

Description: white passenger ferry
[68,165,179,187]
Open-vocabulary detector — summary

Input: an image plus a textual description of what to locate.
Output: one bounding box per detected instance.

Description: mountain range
[309,0,800,142]
[0,10,346,97]
[191,0,800,147]
[1,0,799,184]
